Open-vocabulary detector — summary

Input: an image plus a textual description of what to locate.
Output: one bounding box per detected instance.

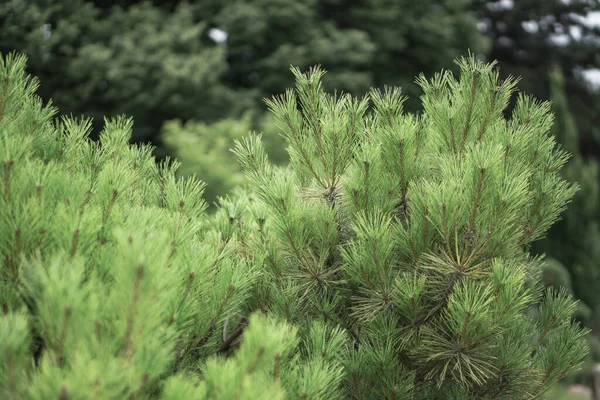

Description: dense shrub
[0,53,588,399]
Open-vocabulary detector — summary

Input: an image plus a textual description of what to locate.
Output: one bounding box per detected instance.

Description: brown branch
[218,316,248,354]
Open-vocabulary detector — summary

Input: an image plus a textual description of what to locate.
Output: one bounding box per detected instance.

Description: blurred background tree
[537,67,600,330]
[0,0,251,144]
[537,66,600,388]
[162,111,285,206]
[198,0,489,112]
[472,0,600,155]
[0,0,488,144]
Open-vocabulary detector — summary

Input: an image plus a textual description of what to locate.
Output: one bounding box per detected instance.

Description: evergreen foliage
[0,52,589,399]
[231,58,590,398]
[0,52,258,398]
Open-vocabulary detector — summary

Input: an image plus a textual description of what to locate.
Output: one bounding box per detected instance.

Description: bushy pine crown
[0,52,589,400]
[232,57,590,398]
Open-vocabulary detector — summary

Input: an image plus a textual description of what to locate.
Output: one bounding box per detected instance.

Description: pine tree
[0,52,589,399]
[232,59,590,398]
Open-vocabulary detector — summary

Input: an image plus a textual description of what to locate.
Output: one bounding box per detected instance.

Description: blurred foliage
[162,112,286,207]
[472,0,600,156]
[537,67,600,330]
[0,0,488,144]
[537,67,600,388]
[0,0,251,143]
[202,0,490,112]
[544,384,591,400]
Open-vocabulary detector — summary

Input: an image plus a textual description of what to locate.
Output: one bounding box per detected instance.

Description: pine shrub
[0,53,589,399]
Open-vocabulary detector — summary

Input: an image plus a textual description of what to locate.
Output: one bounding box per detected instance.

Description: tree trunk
[592,364,600,400]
